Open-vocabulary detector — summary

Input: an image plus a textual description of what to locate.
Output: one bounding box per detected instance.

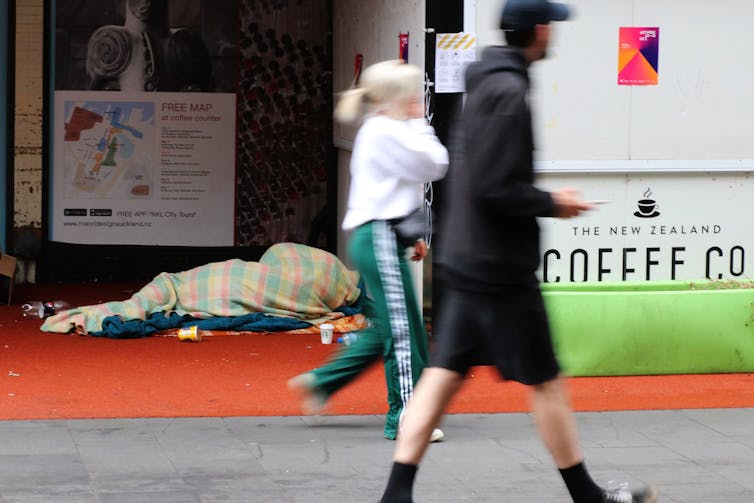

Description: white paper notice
[52,91,237,246]
[435,33,477,94]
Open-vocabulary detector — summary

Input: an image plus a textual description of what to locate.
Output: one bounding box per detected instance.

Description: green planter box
[541,280,754,376]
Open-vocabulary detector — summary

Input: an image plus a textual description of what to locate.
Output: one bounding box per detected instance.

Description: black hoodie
[436,46,556,290]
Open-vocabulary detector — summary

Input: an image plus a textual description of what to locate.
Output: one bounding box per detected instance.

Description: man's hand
[551,188,593,218]
[410,240,428,261]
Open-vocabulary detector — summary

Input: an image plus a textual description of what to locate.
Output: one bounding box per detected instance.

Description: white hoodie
[342,115,449,231]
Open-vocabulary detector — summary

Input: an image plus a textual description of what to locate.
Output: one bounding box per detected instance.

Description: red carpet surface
[1,282,753,420]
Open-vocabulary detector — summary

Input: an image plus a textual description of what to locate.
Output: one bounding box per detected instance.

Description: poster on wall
[51,0,239,246]
[399,33,409,62]
[618,27,659,85]
[53,92,236,245]
[435,32,476,93]
[50,0,334,250]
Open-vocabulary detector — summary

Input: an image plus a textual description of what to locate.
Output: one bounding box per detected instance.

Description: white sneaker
[602,481,657,503]
[396,409,444,443]
[430,428,445,443]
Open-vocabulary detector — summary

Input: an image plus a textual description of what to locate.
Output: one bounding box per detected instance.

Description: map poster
[52,91,236,246]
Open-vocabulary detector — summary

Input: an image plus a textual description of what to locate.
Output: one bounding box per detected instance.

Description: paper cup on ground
[319,323,334,344]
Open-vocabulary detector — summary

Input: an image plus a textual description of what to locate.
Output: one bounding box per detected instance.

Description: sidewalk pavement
[2,408,754,502]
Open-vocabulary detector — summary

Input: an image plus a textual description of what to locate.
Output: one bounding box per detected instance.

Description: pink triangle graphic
[618,52,658,85]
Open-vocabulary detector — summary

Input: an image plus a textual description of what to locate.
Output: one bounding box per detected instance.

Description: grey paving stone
[0,492,98,503]
[0,454,91,490]
[0,409,753,502]
[0,420,79,455]
[98,492,201,503]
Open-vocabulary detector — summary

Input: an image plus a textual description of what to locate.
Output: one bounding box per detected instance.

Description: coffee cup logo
[634,188,660,218]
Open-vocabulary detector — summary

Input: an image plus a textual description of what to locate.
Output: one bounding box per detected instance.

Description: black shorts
[430,282,561,385]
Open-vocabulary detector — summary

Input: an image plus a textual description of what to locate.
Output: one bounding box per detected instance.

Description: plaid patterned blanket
[41,243,363,335]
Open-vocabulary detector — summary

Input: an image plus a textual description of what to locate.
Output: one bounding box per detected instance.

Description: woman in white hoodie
[289,60,448,441]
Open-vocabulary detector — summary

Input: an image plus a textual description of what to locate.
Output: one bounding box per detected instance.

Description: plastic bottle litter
[337,332,359,345]
[21,300,71,319]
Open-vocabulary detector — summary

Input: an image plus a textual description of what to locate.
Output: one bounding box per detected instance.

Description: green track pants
[310,220,429,439]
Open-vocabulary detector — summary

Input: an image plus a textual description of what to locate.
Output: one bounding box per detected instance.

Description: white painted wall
[475,0,754,164]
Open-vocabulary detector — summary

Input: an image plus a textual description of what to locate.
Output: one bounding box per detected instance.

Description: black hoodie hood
[465,46,529,94]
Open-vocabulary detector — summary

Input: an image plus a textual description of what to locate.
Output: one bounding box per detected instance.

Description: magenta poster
[618,27,659,85]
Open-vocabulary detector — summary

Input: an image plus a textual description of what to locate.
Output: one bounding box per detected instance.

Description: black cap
[500,0,571,31]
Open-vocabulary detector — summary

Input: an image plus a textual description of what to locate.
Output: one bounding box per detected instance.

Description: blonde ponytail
[334,60,423,124]
[334,88,367,124]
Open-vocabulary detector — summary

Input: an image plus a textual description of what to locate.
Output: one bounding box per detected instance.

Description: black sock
[380,462,418,503]
[559,462,603,503]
